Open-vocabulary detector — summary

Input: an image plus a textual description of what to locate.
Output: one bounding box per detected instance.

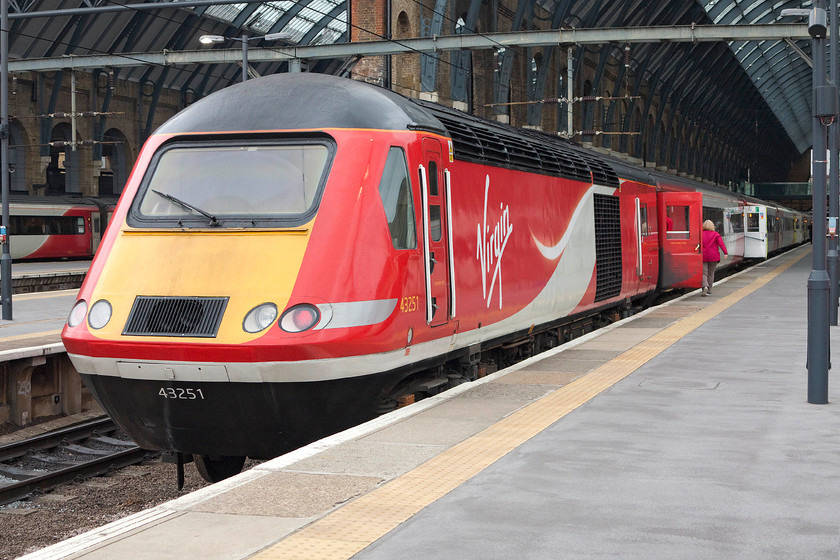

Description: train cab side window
[429,205,442,242]
[428,161,439,196]
[378,147,417,250]
[639,203,649,236]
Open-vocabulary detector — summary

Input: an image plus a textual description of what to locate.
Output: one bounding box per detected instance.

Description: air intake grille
[123,296,228,337]
[593,194,622,302]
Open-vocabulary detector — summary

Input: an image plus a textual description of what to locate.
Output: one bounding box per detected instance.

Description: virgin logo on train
[476,175,513,309]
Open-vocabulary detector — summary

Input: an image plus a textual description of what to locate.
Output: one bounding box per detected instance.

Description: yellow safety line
[14,289,79,300]
[0,329,62,343]
[251,249,808,560]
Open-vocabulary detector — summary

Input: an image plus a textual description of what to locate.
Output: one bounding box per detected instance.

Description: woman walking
[701,219,728,296]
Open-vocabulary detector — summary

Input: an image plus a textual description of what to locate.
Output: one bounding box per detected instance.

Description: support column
[5,357,46,427]
[350,0,388,85]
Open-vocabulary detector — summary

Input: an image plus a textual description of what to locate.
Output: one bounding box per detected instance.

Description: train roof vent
[581,156,619,188]
[551,146,593,184]
[123,296,229,338]
[413,98,596,184]
[434,115,484,161]
[503,135,543,170]
[472,126,510,163]
[516,127,593,184]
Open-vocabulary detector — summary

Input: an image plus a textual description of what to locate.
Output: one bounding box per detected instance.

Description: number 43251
[159,387,205,400]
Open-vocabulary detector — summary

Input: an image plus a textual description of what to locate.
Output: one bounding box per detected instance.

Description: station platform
[19,244,839,560]
[0,260,88,353]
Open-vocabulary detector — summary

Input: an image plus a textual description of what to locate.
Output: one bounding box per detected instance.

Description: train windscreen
[131,140,332,227]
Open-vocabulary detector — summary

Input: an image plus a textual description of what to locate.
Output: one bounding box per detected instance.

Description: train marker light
[279,304,320,333]
[243,303,278,333]
[88,300,112,329]
[67,300,87,327]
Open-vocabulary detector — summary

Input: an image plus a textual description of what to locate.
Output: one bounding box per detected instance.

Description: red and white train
[3,195,115,260]
[60,74,807,482]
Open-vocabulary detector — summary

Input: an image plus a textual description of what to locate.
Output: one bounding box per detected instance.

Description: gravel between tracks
[0,456,260,560]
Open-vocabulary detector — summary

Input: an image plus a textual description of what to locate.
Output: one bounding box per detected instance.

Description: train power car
[60,73,807,482]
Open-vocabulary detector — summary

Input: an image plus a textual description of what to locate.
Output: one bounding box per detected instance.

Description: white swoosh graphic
[531,186,595,260]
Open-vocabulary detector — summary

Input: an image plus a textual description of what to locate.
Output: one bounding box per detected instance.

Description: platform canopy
[2,0,823,161]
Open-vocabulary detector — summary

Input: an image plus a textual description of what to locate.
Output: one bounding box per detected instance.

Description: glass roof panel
[203,0,346,40]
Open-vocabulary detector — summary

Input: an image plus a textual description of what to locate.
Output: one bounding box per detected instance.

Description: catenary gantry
[0,1,824,184]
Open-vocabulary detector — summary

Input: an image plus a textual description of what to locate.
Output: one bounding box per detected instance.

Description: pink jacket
[702,230,727,263]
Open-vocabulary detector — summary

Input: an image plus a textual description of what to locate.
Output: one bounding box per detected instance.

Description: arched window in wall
[658,121,667,167]
[527,52,543,126]
[5,121,27,193]
[617,100,628,152]
[645,114,655,165]
[99,128,130,196]
[47,123,80,194]
[395,12,416,91]
[673,126,682,170]
[530,52,542,91]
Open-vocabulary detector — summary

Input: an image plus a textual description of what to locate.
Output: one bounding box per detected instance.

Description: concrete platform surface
[17,245,839,560]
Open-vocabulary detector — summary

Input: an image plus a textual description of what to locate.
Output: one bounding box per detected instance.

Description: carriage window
[9,215,85,235]
[378,147,417,250]
[132,141,332,227]
[728,209,744,233]
[704,207,723,233]
[666,205,690,240]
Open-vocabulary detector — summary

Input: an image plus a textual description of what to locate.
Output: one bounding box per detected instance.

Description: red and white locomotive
[61,74,805,481]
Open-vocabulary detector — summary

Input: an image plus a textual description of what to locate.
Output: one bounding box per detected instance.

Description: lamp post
[1,0,11,320]
[199,32,292,82]
[784,4,833,404]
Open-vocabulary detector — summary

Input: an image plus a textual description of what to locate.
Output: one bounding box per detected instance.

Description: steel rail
[0,445,152,506]
[0,417,115,462]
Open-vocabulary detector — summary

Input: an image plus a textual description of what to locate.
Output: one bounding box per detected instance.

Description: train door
[90,211,101,254]
[418,138,451,327]
[632,192,659,289]
[657,191,702,289]
[744,205,767,259]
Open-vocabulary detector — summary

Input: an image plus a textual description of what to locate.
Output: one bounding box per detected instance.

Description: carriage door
[90,212,101,254]
[744,205,767,259]
[657,191,702,289]
[419,138,450,327]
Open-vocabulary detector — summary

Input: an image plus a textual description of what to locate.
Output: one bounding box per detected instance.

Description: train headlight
[243,303,278,333]
[279,304,321,333]
[67,300,88,327]
[88,300,112,329]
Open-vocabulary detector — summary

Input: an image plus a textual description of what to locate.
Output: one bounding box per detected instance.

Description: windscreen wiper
[151,189,219,226]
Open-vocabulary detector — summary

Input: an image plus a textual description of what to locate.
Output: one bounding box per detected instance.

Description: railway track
[0,417,153,506]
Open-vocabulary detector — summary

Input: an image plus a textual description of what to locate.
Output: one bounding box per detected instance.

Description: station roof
[4,1,821,175]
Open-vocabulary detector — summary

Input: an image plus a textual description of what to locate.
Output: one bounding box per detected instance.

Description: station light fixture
[199,32,294,82]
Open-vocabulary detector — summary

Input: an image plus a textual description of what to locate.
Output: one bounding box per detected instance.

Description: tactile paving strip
[251,250,807,560]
